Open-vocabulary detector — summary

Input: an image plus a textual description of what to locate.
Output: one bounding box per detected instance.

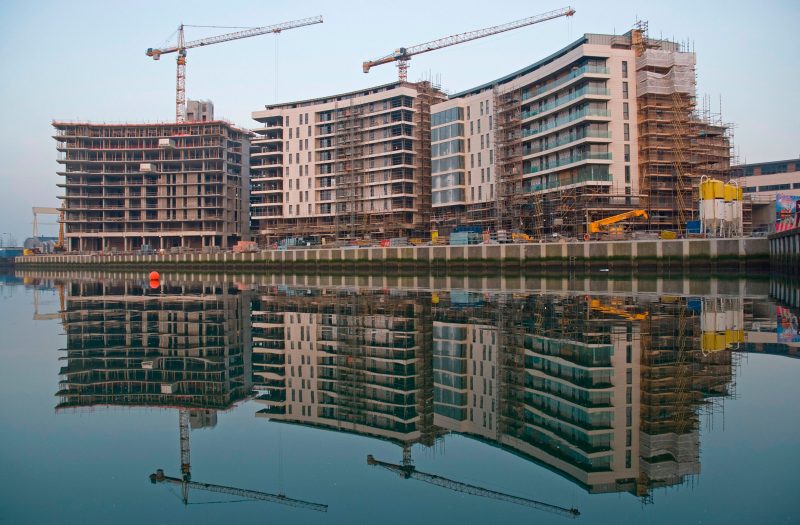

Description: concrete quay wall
[16,238,770,273]
[769,229,799,275]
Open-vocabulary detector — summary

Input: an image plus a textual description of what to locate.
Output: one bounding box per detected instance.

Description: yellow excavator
[588,209,649,237]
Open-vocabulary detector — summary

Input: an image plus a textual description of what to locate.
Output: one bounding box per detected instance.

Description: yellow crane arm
[589,209,649,233]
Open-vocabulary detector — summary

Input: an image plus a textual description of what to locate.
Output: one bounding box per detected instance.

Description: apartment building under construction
[431,27,733,238]
[54,113,250,252]
[250,82,445,243]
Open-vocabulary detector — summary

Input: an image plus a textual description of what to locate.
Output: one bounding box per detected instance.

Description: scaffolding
[634,27,733,233]
[334,99,365,241]
[493,87,523,233]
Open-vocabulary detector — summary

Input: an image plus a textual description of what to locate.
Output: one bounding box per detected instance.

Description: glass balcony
[522,65,611,100]
[525,152,612,174]
[522,108,611,138]
[521,86,611,120]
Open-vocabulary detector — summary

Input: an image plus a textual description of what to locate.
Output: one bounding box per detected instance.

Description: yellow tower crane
[362,7,575,81]
[146,16,323,122]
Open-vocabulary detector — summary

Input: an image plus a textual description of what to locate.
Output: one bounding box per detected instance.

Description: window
[622,81,629,99]
[480,168,485,183]
[467,106,471,119]
[289,128,293,139]
[489,115,493,130]
[470,121,474,135]
[624,123,630,141]
[625,165,631,183]
[623,102,629,120]
[480,135,484,149]
[478,152,482,167]
[622,60,628,78]
[431,107,464,126]
[486,167,491,181]
[477,120,481,133]
[624,144,630,162]
[480,101,484,116]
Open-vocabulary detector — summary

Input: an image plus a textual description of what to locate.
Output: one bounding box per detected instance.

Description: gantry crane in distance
[367,455,580,518]
[146,16,323,122]
[150,408,327,512]
[362,7,575,81]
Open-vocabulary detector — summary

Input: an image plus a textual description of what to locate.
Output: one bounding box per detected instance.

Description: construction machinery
[589,298,649,321]
[362,7,575,81]
[147,16,323,122]
[588,209,649,235]
[367,454,579,518]
[150,409,327,511]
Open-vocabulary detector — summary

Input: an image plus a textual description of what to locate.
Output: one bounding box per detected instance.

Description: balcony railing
[525,152,612,174]
[522,108,610,138]
[521,86,611,120]
[522,65,610,100]
[525,170,612,193]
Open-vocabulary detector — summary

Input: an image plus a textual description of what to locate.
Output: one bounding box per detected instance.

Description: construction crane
[32,283,65,321]
[146,16,323,122]
[362,7,575,81]
[150,409,327,512]
[32,207,59,238]
[588,209,649,235]
[367,455,580,518]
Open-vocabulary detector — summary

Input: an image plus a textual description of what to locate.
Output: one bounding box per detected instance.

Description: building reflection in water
[51,276,748,505]
[251,285,741,502]
[55,280,328,511]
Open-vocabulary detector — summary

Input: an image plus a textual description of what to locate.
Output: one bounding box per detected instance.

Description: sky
[0,0,797,243]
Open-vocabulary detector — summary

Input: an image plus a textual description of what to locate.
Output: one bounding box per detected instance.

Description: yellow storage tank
[724,183,735,202]
[712,179,724,199]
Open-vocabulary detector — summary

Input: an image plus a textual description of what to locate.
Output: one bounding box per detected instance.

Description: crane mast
[362,7,575,81]
[367,455,580,518]
[146,16,323,122]
[151,407,327,512]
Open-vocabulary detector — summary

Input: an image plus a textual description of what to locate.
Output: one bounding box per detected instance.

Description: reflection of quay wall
[251,287,737,497]
[15,269,771,300]
[16,237,770,272]
[253,288,435,446]
[57,281,251,411]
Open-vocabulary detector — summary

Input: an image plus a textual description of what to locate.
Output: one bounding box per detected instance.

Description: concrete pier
[15,238,770,273]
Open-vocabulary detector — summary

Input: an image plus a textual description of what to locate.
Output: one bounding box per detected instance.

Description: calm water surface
[0,271,798,525]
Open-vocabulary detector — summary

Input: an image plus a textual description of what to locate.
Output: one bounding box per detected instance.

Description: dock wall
[15,238,770,273]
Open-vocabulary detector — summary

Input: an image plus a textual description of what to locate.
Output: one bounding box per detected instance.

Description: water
[0,271,798,525]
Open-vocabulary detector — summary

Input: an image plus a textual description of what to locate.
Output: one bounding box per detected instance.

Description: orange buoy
[149,279,160,289]
[149,271,160,281]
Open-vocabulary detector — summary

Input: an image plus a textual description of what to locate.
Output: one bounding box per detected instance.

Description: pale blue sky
[0,0,797,242]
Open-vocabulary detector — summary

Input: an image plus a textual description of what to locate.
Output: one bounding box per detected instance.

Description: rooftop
[448,32,683,99]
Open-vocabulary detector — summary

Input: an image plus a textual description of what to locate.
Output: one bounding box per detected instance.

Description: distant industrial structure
[732,158,800,232]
